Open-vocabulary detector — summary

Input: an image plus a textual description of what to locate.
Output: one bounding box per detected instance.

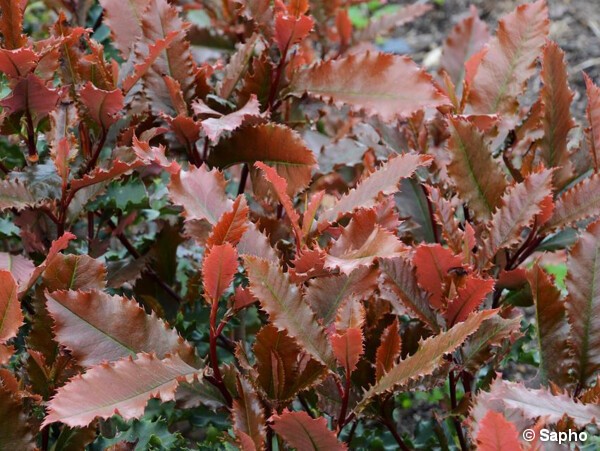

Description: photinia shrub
[1,0,600,449]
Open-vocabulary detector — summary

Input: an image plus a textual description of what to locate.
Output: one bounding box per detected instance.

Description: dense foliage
[1,0,600,449]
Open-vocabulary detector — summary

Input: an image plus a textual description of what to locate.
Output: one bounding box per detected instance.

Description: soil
[396,0,600,120]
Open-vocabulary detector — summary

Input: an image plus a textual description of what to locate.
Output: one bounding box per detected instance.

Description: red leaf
[330,327,363,374]
[440,6,490,87]
[210,123,316,197]
[169,164,233,227]
[70,159,142,192]
[0,253,34,288]
[132,134,180,175]
[539,41,576,188]
[275,13,314,53]
[0,386,35,450]
[413,244,463,310]
[483,169,554,263]
[325,209,405,275]
[379,256,439,333]
[244,256,335,369]
[255,161,302,242]
[194,95,263,142]
[0,0,27,49]
[301,191,324,238]
[79,82,124,129]
[202,243,238,302]
[121,30,179,93]
[0,48,38,78]
[271,410,347,451]
[232,377,266,450]
[233,287,257,311]
[544,172,600,231]
[584,72,600,172]
[305,267,376,325]
[469,0,549,116]
[138,0,196,112]
[42,254,106,292]
[357,310,495,411]
[565,220,600,387]
[43,353,199,427]
[445,276,494,327]
[0,271,22,344]
[252,324,325,403]
[0,73,59,124]
[319,154,432,225]
[446,116,508,219]
[207,195,250,248]
[289,51,449,122]
[99,0,149,59]
[375,319,401,380]
[476,411,523,451]
[21,232,76,296]
[527,264,570,384]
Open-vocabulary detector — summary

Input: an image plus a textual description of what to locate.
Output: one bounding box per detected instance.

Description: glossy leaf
[232,377,266,451]
[207,195,249,248]
[42,254,107,292]
[0,73,59,123]
[0,48,38,78]
[539,41,575,188]
[99,0,149,58]
[70,160,142,192]
[194,95,263,142]
[79,82,124,129]
[462,315,521,373]
[484,169,554,262]
[330,327,363,374]
[440,7,490,87]
[252,324,325,403]
[255,161,302,241]
[379,256,439,333]
[169,164,233,229]
[545,172,600,231]
[0,0,27,49]
[445,276,494,327]
[356,310,494,411]
[565,220,600,387]
[305,267,377,326]
[289,51,449,121]
[585,73,600,171]
[202,243,238,302]
[45,290,195,367]
[469,0,549,116]
[413,244,463,310]
[44,353,199,427]
[244,256,335,369]
[446,116,507,219]
[528,264,570,385]
[319,154,432,225]
[0,179,37,211]
[0,271,22,343]
[476,411,523,451]
[375,319,401,380]
[472,378,600,428]
[271,410,347,451]
[0,253,34,287]
[210,124,316,197]
[325,210,404,275]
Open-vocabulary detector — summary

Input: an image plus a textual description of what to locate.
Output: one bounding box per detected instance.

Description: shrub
[1,0,599,449]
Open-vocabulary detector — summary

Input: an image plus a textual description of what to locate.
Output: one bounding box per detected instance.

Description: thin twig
[449,371,468,451]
